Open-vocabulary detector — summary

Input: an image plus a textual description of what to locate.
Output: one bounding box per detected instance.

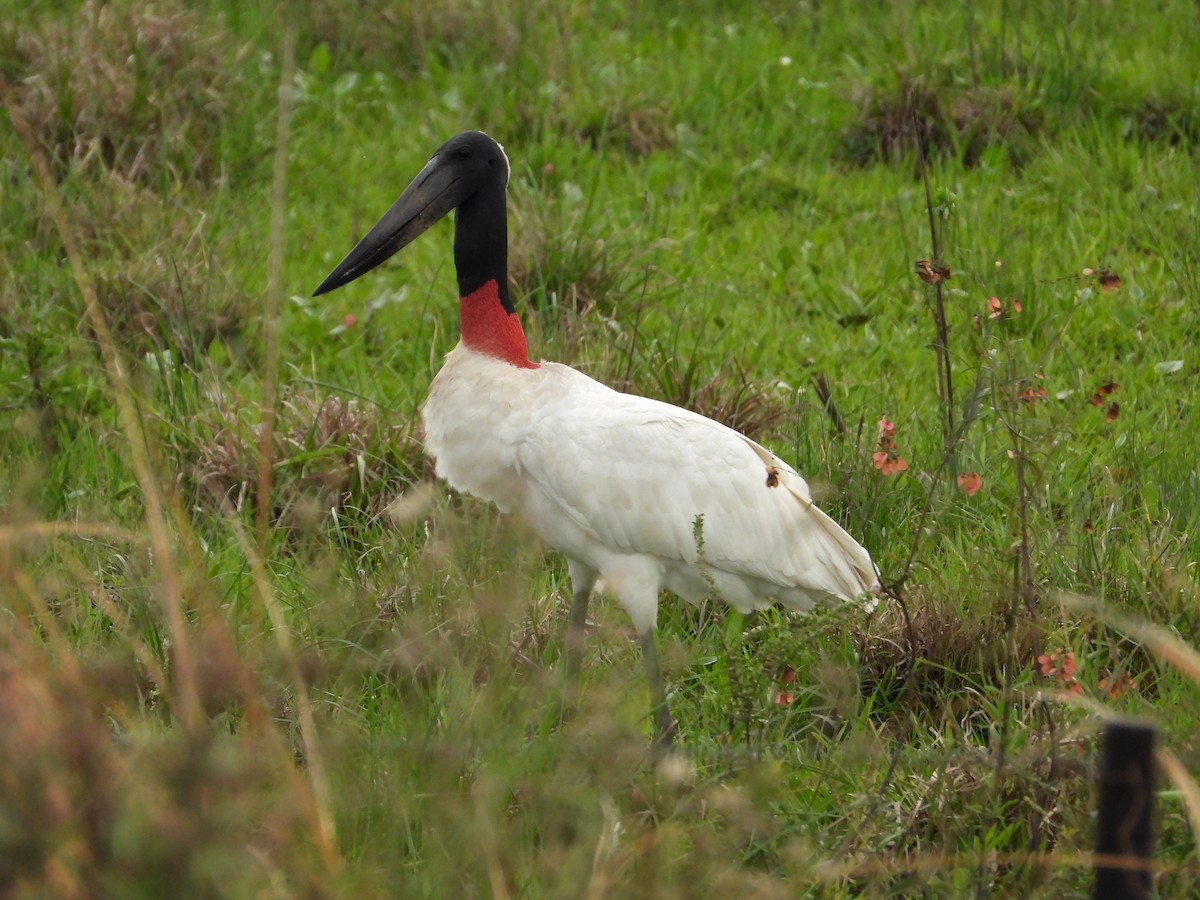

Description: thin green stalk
[256,24,295,557]
[914,100,957,471]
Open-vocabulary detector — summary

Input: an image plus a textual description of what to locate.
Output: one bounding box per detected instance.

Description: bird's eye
[455,146,473,159]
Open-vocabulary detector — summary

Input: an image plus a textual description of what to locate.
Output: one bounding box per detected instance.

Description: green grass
[2,0,1199,895]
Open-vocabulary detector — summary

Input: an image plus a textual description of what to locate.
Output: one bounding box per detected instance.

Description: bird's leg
[549,562,596,732]
[639,629,677,747]
[564,561,596,682]
[565,580,591,682]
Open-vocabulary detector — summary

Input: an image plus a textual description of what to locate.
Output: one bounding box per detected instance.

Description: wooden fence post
[1093,720,1155,900]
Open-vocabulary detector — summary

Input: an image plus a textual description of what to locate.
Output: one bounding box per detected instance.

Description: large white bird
[314,131,879,741]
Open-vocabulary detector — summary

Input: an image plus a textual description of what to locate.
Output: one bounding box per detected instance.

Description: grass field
[2,0,1199,895]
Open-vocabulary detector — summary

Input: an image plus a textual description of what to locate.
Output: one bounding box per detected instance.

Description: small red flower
[987,295,1021,319]
[915,260,951,285]
[1099,672,1136,699]
[1019,385,1048,404]
[1036,649,1083,694]
[956,472,982,496]
[1060,651,1078,680]
[873,451,909,476]
[1089,381,1119,406]
[872,418,908,476]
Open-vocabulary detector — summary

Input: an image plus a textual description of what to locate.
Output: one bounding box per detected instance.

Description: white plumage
[314,130,878,740]
[423,344,878,635]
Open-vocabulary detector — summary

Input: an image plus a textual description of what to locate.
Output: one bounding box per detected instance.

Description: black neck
[454,178,513,313]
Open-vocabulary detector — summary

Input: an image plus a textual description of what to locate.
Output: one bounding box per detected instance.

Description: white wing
[516,363,877,606]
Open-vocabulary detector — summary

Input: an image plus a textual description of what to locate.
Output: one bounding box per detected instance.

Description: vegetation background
[1,0,1198,895]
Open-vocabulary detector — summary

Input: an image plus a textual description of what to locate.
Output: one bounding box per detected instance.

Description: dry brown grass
[867,732,1092,879]
[183,381,424,530]
[840,77,1040,169]
[685,363,793,440]
[572,102,675,157]
[1,1,248,185]
[2,6,254,372]
[1125,97,1200,145]
[300,0,522,78]
[853,589,1042,716]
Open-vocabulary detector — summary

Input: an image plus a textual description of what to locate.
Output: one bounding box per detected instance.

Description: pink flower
[873,417,908,476]
[873,451,909,476]
[957,472,982,496]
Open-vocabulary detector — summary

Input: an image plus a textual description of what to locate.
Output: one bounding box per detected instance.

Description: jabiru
[314,131,879,742]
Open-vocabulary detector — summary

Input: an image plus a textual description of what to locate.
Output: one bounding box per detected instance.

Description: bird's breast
[421,344,548,511]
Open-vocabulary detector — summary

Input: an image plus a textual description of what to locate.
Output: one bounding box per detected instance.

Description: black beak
[313,153,466,296]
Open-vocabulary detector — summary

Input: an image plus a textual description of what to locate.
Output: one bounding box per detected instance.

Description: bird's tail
[805,502,880,606]
[736,432,880,607]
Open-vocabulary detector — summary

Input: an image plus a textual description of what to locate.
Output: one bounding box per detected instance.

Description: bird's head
[313,131,510,297]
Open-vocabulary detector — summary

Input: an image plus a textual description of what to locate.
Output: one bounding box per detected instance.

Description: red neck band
[459,280,537,369]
